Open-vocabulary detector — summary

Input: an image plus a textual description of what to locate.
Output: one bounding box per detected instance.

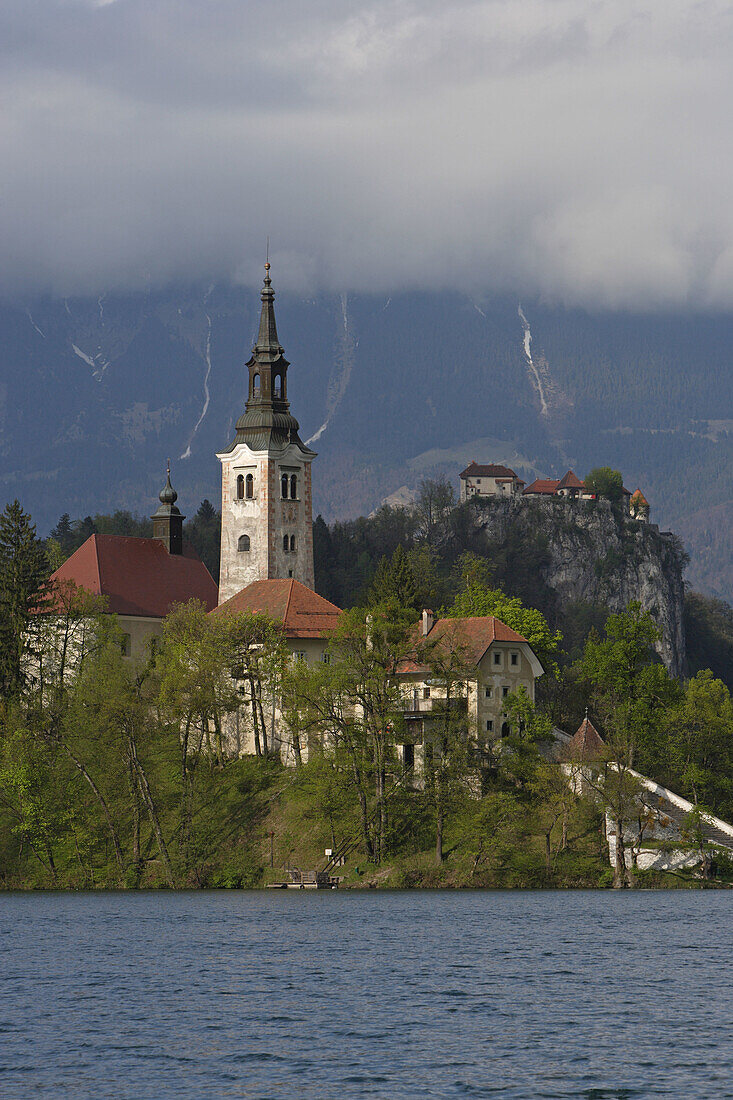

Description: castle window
[289,534,296,552]
[423,686,430,700]
[486,720,494,732]
[322,651,331,664]
[236,474,245,500]
[273,374,282,398]
[238,534,251,552]
[290,474,298,499]
[245,473,254,499]
[510,652,518,667]
[485,686,492,699]
[293,651,306,663]
[501,722,510,737]
[121,633,131,657]
[502,686,509,698]
[281,474,289,499]
[283,534,289,553]
[493,652,502,666]
[252,373,261,396]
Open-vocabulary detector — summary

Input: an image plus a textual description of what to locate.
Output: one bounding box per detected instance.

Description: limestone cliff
[465,497,688,676]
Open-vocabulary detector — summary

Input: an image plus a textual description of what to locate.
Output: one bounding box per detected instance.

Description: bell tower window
[290,535,296,552]
[236,474,244,500]
[245,473,254,499]
[283,534,289,553]
[238,534,251,552]
[290,474,298,499]
[281,474,289,499]
[252,373,261,397]
[273,374,282,398]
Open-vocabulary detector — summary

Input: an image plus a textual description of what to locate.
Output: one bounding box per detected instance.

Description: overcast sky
[2,0,732,309]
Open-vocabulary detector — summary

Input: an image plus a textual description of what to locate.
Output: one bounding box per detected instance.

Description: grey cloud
[2,0,733,308]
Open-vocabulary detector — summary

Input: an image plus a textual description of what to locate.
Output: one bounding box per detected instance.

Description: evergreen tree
[0,501,50,699]
[368,544,419,609]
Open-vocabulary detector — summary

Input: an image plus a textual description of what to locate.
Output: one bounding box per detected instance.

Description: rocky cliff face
[467,497,687,676]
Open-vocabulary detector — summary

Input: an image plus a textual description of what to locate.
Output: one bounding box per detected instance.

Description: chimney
[421,609,434,636]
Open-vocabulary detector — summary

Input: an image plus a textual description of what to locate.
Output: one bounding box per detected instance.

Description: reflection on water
[0,891,731,1099]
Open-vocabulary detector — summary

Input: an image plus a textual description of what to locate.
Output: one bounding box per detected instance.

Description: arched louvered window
[236,474,244,500]
[273,374,282,398]
[283,534,289,553]
[290,474,298,499]
[290,535,296,552]
[245,474,254,499]
[238,534,251,552]
[281,474,289,499]
[252,373,261,396]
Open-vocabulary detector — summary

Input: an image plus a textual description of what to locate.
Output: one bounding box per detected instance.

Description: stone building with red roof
[459,462,525,502]
[394,609,544,773]
[48,469,217,660]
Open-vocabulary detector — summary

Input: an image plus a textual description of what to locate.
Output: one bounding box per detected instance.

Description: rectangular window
[502,686,509,698]
[493,652,501,666]
[511,652,518,666]
[486,719,494,732]
[293,651,306,663]
[484,686,492,699]
[423,686,431,700]
[321,652,331,665]
[121,633,131,657]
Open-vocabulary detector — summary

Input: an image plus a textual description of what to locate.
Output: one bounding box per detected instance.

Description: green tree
[669,670,733,816]
[584,467,624,503]
[415,477,455,542]
[369,545,419,609]
[0,501,50,700]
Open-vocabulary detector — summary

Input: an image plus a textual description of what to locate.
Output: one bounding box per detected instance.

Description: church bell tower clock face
[216,263,316,604]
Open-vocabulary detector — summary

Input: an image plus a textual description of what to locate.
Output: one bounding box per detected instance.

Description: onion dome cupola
[151,462,185,555]
[224,263,314,454]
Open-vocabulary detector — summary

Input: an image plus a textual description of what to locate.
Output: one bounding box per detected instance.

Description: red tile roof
[631,488,647,505]
[460,462,519,479]
[399,616,529,674]
[49,534,218,618]
[211,579,343,639]
[556,469,585,490]
[563,716,605,761]
[523,478,560,495]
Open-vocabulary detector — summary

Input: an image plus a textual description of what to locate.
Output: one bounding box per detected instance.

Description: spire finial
[585,705,589,720]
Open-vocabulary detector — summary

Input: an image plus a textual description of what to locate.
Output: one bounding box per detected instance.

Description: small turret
[151,462,185,555]
[630,489,650,523]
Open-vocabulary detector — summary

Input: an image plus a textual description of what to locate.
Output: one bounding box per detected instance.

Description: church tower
[217,263,316,604]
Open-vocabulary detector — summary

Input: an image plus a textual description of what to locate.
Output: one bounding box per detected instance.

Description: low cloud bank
[2,0,733,309]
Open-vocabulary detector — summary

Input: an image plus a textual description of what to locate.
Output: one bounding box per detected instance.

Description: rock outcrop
[466,496,687,676]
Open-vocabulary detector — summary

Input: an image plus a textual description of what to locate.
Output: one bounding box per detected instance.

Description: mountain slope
[0,285,730,600]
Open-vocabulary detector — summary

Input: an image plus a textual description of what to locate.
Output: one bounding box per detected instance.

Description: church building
[217,264,317,604]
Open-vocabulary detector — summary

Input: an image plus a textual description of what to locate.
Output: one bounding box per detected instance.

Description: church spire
[151,460,185,555]
[255,262,281,353]
[223,261,313,453]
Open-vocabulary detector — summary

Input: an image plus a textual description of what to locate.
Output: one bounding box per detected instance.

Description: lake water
[1,890,732,1098]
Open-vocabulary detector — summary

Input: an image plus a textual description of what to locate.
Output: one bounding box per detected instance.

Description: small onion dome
[159,463,178,507]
